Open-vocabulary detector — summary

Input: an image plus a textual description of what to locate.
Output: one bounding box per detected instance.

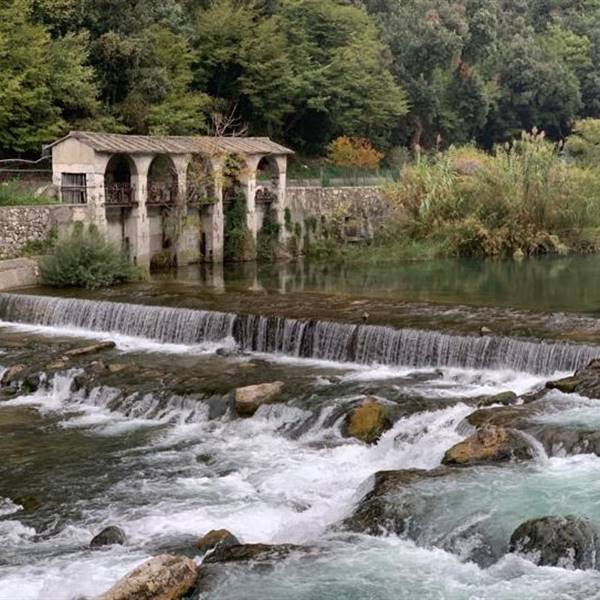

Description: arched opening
[186,156,215,207]
[104,154,136,207]
[147,155,178,207]
[104,154,137,258]
[222,153,252,262]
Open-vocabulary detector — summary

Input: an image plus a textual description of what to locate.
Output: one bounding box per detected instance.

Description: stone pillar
[208,157,224,264]
[129,155,153,272]
[242,155,260,250]
[274,155,288,241]
[88,169,108,233]
[172,154,193,266]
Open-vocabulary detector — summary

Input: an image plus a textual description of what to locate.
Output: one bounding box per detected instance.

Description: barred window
[61,173,87,204]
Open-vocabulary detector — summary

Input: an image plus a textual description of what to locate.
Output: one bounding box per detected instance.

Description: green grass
[0,181,58,206]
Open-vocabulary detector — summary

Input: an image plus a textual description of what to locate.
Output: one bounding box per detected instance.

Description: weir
[0,293,598,375]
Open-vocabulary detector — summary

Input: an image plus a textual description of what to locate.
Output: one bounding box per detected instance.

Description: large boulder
[509,516,600,570]
[94,554,197,600]
[442,424,533,466]
[342,397,393,444]
[234,382,284,417]
[197,529,239,555]
[91,526,127,548]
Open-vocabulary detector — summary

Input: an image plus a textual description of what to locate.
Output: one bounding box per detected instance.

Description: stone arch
[186,155,215,207]
[104,154,136,207]
[147,155,179,207]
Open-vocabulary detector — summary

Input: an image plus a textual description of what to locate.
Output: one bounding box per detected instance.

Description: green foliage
[5,0,600,156]
[565,119,600,167]
[40,223,137,289]
[257,207,281,261]
[223,189,255,261]
[284,207,293,233]
[0,181,57,206]
[383,130,600,258]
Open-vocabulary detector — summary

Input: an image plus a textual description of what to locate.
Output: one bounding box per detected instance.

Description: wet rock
[442,424,533,466]
[205,395,234,420]
[475,391,518,408]
[342,397,393,444]
[90,526,127,548]
[64,341,116,358]
[509,516,600,570]
[107,363,128,374]
[12,495,43,513]
[197,529,239,554]
[529,426,600,457]
[1,364,25,385]
[342,468,452,536]
[479,326,493,336]
[466,406,532,429]
[234,382,284,417]
[94,554,197,600]
[203,543,304,564]
[546,359,600,400]
[546,376,580,394]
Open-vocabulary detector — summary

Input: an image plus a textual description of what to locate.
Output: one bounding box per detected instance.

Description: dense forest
[2,0,600,158]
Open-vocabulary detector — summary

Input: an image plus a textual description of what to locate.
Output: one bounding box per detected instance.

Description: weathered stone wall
[0,257,40,290]
[286,186,389,245]
[0,204,89,259]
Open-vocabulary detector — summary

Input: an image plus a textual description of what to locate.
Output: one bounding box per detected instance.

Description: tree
[328,137,384,170]
[0,0,98,156]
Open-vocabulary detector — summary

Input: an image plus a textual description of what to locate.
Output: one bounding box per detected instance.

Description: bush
[39,224,137,289]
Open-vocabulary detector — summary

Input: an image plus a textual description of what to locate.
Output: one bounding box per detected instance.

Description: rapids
[1,269,600,598]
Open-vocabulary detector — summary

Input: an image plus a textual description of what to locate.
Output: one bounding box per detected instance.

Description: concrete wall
[0,204,90,259]
[286,186,389,244]
[0,258,40,291]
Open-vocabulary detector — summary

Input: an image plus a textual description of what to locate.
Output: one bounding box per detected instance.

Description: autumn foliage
[327,137,384,170]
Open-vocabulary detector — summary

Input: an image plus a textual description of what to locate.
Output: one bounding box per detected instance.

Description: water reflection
[161,256,600,315]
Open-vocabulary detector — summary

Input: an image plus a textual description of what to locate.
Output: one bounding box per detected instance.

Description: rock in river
[442,424,533,466]
[197,529,239,554]
[234,382,284,417]
[94,554,197,600]
[510,516,600,570]
[91,526,127,548]
[342,396,393,444]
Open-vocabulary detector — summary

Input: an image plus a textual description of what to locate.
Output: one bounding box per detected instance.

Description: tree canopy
[3,0,600,157]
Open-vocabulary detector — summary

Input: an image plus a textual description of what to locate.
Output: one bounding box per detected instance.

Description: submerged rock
[342,397,393,444]
[475,391,518,408]
[342,468,452,536]
[234,382,284,417]
[94,554,197,600]
[64,341,116,358]
[203,543,304,564]
[12,495,43,513]
[442,424,533,466]
[197,529,239,555]
[90,526,127,548]
[509,516,600,570]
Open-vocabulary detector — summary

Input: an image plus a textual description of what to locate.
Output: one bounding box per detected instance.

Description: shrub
[39,224,137,289]
[383,130,600,258]
[224,190,256,261]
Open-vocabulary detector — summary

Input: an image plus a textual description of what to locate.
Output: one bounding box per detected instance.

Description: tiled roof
[45,131,294,156]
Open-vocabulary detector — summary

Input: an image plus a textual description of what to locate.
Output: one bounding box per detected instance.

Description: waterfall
[1,293,598,375]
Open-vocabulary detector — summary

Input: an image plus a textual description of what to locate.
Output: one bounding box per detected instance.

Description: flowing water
[2,257,600,599]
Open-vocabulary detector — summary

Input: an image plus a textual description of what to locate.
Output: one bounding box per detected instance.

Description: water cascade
[1,293,598,374]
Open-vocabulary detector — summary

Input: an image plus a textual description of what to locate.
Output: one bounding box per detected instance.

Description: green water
[156,255,600,314]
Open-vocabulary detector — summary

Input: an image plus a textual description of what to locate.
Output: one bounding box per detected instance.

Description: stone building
[44,131,293,268]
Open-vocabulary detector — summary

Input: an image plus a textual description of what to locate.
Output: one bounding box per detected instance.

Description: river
[1,256,600,599]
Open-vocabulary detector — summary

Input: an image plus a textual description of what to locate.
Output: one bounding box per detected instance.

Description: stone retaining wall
[286,186,389,244]
[0,204,89,259]
[0,258,40,290]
